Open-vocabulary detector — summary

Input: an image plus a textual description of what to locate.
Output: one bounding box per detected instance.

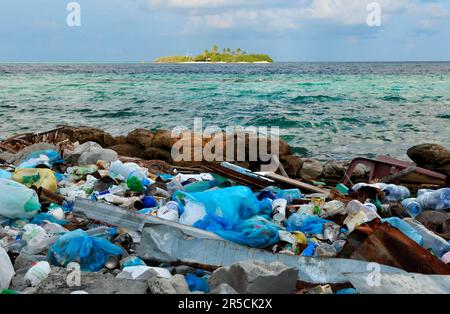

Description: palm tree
[222,48,227,54]
[212,45,219,55]
[236,48,242,55]
[226,48,232,55]
[203,50,210,60]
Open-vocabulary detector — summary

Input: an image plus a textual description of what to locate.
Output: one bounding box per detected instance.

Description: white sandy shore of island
[155,61,271,64]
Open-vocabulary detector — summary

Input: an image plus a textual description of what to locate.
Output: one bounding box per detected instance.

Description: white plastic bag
[179,200,206,226]
[0,247,15,289]
[0,178,41,219]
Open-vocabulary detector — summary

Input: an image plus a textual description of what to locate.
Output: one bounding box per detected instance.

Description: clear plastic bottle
[401,198,423,218]
[404,218,450,258]
[378,183,410,201]
[417,188,450,211]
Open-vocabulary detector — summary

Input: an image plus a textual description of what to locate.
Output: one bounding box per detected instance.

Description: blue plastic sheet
[286,213,330,235]
[48,229,123,272]
[185,273,210,293]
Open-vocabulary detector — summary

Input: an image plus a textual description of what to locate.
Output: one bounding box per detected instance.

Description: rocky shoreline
[1,125,449,185]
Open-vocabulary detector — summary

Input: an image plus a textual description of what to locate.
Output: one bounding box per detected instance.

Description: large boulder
[108,143,145,159]
[407,144,450,167]
[56,126,115,147]
[208,261,298,294]
[280,155,303,178]
[144,148,173,164]
[407,144,450,177]
[299,159,323,180]
[151,130,178,150]
[126,129,154,149]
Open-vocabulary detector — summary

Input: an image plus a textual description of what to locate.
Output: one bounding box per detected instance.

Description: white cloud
[149,0,448,32]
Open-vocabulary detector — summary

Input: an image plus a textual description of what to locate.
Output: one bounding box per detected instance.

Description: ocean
[0,62,449,160]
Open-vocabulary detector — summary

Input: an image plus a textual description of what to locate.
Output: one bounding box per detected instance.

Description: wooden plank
[262,172,327,194]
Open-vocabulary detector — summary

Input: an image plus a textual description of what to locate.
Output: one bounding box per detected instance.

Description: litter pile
[1,130,450,295]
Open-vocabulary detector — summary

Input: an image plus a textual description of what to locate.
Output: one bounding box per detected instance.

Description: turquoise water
[0,63,449,160]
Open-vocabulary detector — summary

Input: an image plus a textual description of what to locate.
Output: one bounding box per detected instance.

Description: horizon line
[1,60,450,64]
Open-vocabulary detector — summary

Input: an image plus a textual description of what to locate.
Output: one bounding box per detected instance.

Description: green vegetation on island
[155,45,273,63]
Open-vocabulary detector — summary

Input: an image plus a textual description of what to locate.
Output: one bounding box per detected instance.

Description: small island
[155,45,273,64]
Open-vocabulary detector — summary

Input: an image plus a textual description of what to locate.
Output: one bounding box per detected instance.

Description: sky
[0,0,449,62]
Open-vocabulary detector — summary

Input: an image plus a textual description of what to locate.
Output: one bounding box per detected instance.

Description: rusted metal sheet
[338,219,450,275]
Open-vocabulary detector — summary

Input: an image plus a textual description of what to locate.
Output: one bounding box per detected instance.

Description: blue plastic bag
[210,216,280,249]
[48,229,123,272]
[382,217,423,246]
[174,186,272,224]
[31,213,69,226]
[301,242,318,257]
[286,213,330,235]
[185,273,209,293]
[174,186,278,248]
[25,150,63,166]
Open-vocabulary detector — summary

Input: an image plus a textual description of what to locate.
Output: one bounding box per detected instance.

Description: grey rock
[210,283,238,295]
[147,274,189,294]
[322,160,368,180]
[35,267,148,294]
[299,159,323,180]
[208,261,298,294]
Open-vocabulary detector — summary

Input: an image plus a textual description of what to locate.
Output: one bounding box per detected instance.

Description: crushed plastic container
[401,198,423,218]
[344,200,380,233]
[404,218,450,258]
[0,178,41,219]
[24,261,51,286]
[417,188,450,211]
